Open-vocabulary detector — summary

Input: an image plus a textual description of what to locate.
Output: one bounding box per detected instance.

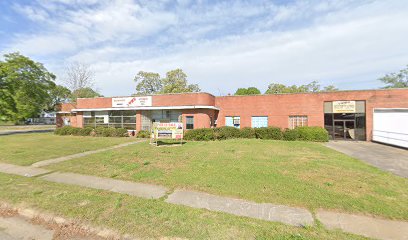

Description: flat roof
[75,88,407,100]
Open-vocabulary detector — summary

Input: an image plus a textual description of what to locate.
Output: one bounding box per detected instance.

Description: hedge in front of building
[295,126,329,142]
[184,126,328,142]
[55,126,129,137]
[136,130,150,138]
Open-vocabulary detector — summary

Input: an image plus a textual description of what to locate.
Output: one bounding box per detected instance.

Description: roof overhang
[71,105,220,112]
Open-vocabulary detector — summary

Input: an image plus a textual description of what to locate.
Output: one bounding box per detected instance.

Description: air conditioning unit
[233,118,240,125]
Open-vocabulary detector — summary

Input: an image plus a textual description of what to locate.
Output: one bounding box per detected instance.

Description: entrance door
[334,120,356,140]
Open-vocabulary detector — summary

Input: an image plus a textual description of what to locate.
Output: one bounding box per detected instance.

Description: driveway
[325,141,408,178]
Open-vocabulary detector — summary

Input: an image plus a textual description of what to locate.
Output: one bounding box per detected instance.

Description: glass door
[344,120,356,140]
[334,121,344,140]
[333,120,356,140]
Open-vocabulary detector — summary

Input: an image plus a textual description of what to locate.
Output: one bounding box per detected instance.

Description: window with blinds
[289,116,308,129]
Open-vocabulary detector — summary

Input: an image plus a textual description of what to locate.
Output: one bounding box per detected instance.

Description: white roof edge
[71,105,220,112]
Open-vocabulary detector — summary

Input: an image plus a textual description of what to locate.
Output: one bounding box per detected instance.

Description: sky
[1,0,408,96]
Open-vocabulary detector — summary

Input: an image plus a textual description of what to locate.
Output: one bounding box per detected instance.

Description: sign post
[150,122,184,146]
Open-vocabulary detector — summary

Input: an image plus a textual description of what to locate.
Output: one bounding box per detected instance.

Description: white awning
[71,105,220,112]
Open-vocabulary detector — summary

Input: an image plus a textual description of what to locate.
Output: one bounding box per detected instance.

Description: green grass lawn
[47,139,408,221]
[0,133,137,166]
[0,172,365,239]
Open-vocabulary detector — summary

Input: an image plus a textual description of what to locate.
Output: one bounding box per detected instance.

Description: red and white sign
[112,96,152,107]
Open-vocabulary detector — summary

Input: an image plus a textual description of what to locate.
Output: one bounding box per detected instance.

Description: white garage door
[373,109,408,148]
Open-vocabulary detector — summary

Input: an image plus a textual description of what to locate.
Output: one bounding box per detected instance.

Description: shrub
[102,127,117,137]
[115,128,128,137]
[70,127,81,136]
[283,128,299,141]
[184,128,215,141]
[214,126,241,140]
[255,127,282,140]
[95,126,105,136]
[296,126,329,142]
[55,126,128,137]
[55,126,74,135]
[240,127,256,138]
[137,130,150,138]
[54,128,62,135]
[80,127,93,136]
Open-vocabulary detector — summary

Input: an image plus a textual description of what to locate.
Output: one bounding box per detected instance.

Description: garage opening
[373,108,408,148]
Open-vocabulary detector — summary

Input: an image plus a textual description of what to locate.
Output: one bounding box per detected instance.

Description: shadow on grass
[152,140,187,147]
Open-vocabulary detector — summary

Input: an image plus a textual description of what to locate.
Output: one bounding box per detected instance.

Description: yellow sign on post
[150,122,184,146]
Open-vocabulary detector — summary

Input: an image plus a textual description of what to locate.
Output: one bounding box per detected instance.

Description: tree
[134,71,162,94]
[133,69,200,94]
[265,81,339,94]
[63,62,99,101]
[46,85,71,111]
[234,87,261,95]
[0,52,56,122]
[162,69,200,93]
[379,65,408,88]
[71,87,102,99]
[323,85,339,92]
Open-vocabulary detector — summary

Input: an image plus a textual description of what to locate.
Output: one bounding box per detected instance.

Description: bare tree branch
[63,62,95,92]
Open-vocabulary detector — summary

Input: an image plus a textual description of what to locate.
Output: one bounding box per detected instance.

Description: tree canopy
[265,81,338,94]
[72,87,102,99]
[46,85,71,111]
[134,69,200,94]
[0,52,56,122]
[134,71,162,94]
[234,87,261,95]
[379,65,408,88]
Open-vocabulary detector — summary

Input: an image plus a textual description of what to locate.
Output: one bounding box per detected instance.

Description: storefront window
[83,111,136,130]
[323,101,366,141]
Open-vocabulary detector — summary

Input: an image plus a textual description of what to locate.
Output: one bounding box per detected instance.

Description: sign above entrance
[112,96,152,108]
[333,101,356,113]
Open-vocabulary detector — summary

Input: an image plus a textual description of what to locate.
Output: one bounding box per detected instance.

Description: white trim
[71,105,220,112]
[57,111,71,114]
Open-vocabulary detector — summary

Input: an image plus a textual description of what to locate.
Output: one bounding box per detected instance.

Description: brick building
[57,89,408,141]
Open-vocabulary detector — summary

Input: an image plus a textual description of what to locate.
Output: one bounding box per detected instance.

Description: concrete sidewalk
[0,161,407,239]
[32,140,145,167]
[166,189,313,226]
[0,163,50,177]
[317,210,408,240]
[41,172,168,199]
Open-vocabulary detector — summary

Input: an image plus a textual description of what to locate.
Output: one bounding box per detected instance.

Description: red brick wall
[181,109,216,129]
[215,89,408,140]
[58,89,408,141]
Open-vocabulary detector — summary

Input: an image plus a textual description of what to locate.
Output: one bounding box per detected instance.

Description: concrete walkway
[326,141,408,178]
[166,189,313,226]
[41,172,168,199]
[0,161,407,239]
[32,140,145,167]
[0,215,54,240]
[317,210,408,240]
[0,163,50,177]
